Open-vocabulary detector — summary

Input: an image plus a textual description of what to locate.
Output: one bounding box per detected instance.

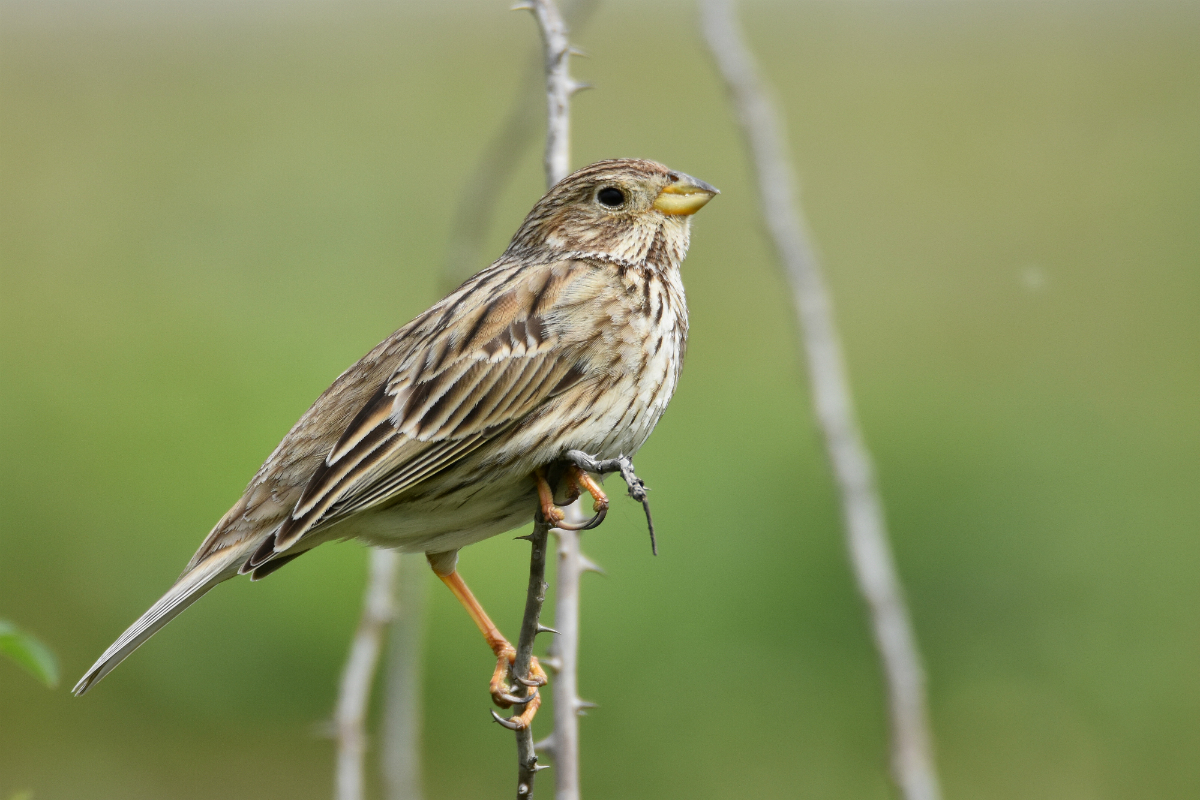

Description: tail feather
[73,545,250,696]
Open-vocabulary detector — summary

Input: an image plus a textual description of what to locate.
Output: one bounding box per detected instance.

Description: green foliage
[0,620,58,689]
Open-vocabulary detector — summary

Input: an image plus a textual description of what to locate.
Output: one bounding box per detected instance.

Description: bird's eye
[597,187,626,207]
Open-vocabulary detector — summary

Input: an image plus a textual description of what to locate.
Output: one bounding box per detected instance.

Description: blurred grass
[1,0,1198,797]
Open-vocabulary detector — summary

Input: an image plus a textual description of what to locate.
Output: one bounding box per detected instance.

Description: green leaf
[0,619,59,689]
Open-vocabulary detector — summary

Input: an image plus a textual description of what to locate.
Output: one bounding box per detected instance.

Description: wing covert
[264,259,589,557]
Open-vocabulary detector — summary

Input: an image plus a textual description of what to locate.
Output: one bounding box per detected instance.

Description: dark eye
[597,186,625,207]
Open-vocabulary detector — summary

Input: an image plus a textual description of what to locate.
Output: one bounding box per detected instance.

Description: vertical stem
[525,0,574,187]
[335,548,399,800]
[522,3,590,799]
[440,0,599,291]
[513,520,552,799]
[549,525,584,800]
[699,2,942,799]
[382,553,426,800]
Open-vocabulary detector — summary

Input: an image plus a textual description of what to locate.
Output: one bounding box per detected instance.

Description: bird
[73,158,718,728]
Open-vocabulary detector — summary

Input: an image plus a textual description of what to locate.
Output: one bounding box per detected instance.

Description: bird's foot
[534,466,607,531]
[569,464,609,515]
[489,641,547,731]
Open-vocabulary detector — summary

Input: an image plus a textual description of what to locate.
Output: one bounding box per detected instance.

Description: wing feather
[265,259,590,560]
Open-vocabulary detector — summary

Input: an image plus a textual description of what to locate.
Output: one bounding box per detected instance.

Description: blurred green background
[2,0,1197,797]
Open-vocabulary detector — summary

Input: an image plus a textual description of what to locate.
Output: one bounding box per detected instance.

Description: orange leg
[534,467,566,524]
[536,466,609,531]
[568,464,609,514]
[432,563,547,730]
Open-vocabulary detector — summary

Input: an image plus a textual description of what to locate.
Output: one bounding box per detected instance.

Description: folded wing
[245,259,588,571]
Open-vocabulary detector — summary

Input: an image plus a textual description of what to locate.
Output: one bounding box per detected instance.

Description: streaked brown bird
[74,158,717,727]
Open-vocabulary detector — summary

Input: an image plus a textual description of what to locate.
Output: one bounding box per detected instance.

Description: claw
[491,709,526,730]
[514,672,547,688]
[490,680,541,731]
[494,686,539,706]
[553,505,607,531]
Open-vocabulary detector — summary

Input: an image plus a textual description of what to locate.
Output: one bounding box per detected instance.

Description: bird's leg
[535,465,608,531]
[534,467,566,525]
[428,557,547,728]
[567,464,609,515]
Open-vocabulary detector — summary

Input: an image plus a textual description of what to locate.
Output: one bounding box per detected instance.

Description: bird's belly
[332,468,537,554]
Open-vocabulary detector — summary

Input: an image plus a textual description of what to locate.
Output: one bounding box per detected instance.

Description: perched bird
[73,158,717,727]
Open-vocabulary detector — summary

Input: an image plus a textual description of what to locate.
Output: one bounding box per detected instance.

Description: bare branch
[544,506,586,800]
[381,553,426,800]
[441,0,599,291]
[335,548,399,800]
[501,519,552,798]
[522,0,575,188]
[519,3,595,799]
[699,3,942,799]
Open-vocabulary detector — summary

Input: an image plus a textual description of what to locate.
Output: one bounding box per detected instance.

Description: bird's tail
[72,544,252,696]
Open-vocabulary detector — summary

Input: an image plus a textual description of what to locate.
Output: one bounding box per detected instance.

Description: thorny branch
[381,553,427,800]
[496,519,553,798]
[535,504,594,800]
[520,0,576,189]
[334,548,399,800]
[699,2,942,799]
[441,0,598,291]
[514,3,604,799]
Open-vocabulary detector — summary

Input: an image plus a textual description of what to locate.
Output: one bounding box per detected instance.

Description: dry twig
[499,519,553,798]
[381,552,427,800]
[699,2,942,799]
[335,548,399,800]
[441,0,599,291]
[514,2,599,798]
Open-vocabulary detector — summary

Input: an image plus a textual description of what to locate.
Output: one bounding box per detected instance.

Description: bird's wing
[248,258,590,566]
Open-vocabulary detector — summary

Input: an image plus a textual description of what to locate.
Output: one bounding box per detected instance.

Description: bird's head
[505,158,718,268]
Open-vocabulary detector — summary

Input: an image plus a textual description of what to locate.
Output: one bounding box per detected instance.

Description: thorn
[568,45,589,58]
[574,698,598,715]
[534,733,557,753]
[537,624,560,636]
[514,533,536,542]
[568,81,593,96]
[533,764,552,773]
[578,554,605,575]
[541,655,563,673]
[510,1,534,10]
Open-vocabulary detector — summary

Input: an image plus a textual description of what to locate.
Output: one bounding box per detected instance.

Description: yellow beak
[652,172,720,216]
